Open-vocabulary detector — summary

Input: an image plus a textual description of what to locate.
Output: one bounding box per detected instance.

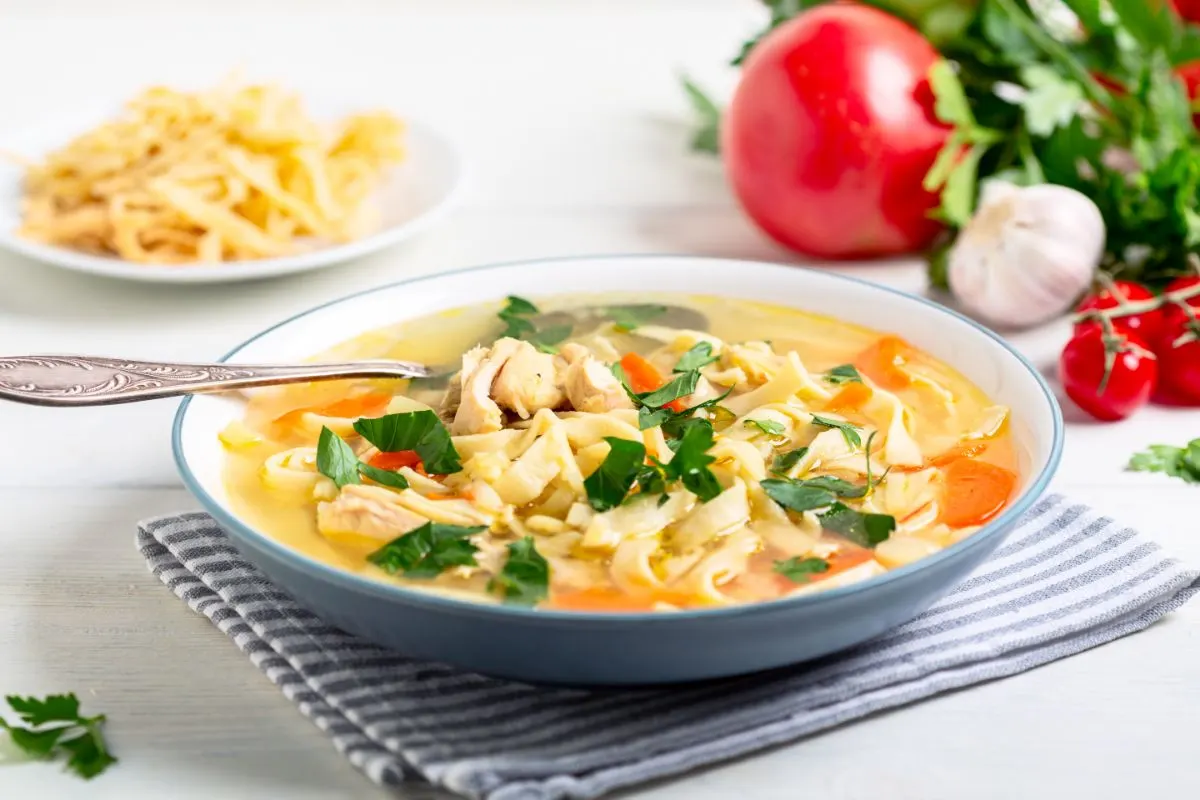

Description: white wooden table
[1,2,1197,797]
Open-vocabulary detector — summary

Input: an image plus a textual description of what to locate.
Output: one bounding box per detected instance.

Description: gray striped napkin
[136,494,1198,800]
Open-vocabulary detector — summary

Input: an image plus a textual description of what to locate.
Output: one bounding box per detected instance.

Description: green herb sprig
[0,694,116,779]
[1127,438,1200,484]
[497,296,572,353]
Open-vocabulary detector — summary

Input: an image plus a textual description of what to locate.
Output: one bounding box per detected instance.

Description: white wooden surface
[1,1,1197,798]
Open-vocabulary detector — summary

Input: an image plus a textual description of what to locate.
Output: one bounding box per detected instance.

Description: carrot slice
[367,450,422,471]
[824,381,872,413]
[619,352,686,412]
[852,335,913,391]
[928,441,989,467]
[273,391,392,431]
[940,458,1017,527]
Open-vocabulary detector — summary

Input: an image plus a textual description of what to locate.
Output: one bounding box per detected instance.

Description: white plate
[0,101,463,283]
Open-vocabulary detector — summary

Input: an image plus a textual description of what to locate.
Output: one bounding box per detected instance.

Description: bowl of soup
[174,255,1062,685]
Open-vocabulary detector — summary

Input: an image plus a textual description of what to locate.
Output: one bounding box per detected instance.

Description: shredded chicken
[492,341,566,420]
[316,484,427,542]
[564,353,633,413]
[450,338,524,435]
[444,339,631,431]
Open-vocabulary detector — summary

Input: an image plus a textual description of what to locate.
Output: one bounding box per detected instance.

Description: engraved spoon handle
[0,356,432,407]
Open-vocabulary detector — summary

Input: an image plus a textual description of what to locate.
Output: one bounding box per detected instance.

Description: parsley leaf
[497,296,573,353]
[607,304,667,332]
[825,364,863,385]
[353,411,462,474]
[760,480,837,513]
[367,522,484,578]
[6,694,80,726]
[489,536,550,605]
[744,418,786,438]
[810,415,863,448]
[357,462,410,490]
[498,295,539,339]
[316,426,361,488]
[774,556,830,584]
[1,694,116,779]
[673,342,719,373]
[1020,64,1086,137]
[317,427,413,490]
[668,420,723,502]
[1127,438,1200,484]
[819,502,895,548]
[772,447,808,474]
[585,437,648,511]
[640,370,700,409]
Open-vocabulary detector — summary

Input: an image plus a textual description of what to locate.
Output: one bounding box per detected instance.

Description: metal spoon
[0,303,710,408]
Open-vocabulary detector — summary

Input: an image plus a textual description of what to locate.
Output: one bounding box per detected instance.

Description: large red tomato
[721,4,950,259]
[1172,0,1200,23]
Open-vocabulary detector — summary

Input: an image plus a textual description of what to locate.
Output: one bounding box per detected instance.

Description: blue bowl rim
[172,253,1065,625]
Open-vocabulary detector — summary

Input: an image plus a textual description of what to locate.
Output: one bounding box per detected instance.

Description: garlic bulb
[947,180,1105,329]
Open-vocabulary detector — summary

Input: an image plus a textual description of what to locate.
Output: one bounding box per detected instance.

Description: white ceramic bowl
[173,255,1063,684]
[0,104,463,283]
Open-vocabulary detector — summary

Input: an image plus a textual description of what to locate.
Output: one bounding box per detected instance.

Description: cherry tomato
[1157,336,1200,405]
[1059,328,1158,421]
[1073,280,1163,343]
[1171,0,1200,24]
[722,4,949,259]
[1156,276,1200,404]
[1176,62,1200,128]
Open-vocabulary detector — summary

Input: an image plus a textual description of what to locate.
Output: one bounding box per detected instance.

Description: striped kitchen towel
[136,494,1199,800]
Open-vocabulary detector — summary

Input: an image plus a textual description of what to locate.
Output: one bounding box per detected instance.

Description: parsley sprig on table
[0,694,116,779]
[1127,438,1200,484]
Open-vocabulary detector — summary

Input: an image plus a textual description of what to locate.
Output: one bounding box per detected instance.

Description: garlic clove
[947,181,1104,329]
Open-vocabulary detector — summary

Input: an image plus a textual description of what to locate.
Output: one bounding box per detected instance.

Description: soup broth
[223,293,1021,611]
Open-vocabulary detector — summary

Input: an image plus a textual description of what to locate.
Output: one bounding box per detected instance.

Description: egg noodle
[15,81,405,264]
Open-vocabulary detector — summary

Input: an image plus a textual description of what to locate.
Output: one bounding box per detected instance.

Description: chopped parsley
[669,420,723,502]
[673,342,719,373]
[497,295,539,339]
[818,503,895,548]
[316,426,362,488]
[585,437,648,511]
[497,295,572,353]
[356,462,411,490]
[760,480,840,512]
[744,418,786,438]
[316,426,413,490]
[353,410,462,474]
[489,536,550,605]
[810,414,862,448]
[825,364,863,385]
[640,370,700,409]
[607,304,667,332]
[0,693,116,779]
[1127,438,1200,484]
[583,423,723,508]
[367,522,484,578]
[771,447,808,474]
[773,557,830,584]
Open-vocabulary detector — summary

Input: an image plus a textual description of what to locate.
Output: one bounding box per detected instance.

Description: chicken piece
[491,341,566,419]
[449,338,524,435]
[316,484,426,543]
[564,353,633,413]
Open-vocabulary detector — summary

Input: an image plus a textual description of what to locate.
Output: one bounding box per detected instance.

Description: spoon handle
[0,356,431,407]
